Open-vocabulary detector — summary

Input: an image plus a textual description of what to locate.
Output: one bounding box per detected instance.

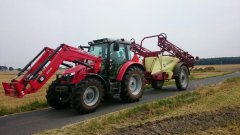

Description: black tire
[175,65,189,91]
[120,66,145,102]
[151,80,164,90]
[46,82,70,109]
[72,77,104,114]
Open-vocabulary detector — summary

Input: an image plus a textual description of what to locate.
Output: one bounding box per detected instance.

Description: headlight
[69,72,75,76]
[62,72,75,81]
[63,72,75,76]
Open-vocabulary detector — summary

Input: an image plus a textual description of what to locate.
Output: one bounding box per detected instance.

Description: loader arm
[2,44,102,98]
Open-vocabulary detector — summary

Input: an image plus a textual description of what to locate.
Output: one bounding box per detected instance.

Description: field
[191,64,240,79]
[38,77,240,135]
[194,64,240,72]
[0,72,55,115]
[0,64,239,116]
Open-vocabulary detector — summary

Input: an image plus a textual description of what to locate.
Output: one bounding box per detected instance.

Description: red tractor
[2,33,197,113]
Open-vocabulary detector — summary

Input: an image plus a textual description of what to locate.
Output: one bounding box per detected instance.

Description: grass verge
[0,100,48,116]
[38,77,240,135]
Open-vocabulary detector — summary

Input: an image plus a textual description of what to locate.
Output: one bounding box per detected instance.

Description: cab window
[110,44,127,64]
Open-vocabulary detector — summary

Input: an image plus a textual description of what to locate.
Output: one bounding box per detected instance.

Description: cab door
[109,44,130,79]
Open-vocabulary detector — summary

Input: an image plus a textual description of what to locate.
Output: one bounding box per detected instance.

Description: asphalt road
[0,72,240,135]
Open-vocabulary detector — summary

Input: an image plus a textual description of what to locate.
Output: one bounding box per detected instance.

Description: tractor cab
[88,38,132,80]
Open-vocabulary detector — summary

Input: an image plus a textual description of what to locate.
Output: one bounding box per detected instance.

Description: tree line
[196,57,240,65]
[0,66,15,71]
[1,56,240,71]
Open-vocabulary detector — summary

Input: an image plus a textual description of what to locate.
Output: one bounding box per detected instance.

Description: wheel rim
[180,69,188,88]
[129,74,142,95]
[83,86,99,106]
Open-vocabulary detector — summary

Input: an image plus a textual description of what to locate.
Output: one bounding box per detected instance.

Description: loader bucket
[2,81,25,98]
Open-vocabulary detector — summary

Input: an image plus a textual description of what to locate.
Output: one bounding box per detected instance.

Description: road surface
[0,72,239,135]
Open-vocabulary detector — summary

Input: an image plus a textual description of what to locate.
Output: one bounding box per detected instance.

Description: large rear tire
[72,77,103,114]
[151,80,164,90]
[175,65,189,91]
[120,66,145,102]
[46,82,70,109]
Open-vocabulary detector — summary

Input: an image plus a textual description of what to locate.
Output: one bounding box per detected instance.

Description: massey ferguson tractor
[2,33,196,114]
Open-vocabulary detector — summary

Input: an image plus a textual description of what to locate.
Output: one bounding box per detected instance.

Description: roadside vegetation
[38,76,240,135]
[0,64,239,116]
[190,66,234,80]
[0,73,55,116]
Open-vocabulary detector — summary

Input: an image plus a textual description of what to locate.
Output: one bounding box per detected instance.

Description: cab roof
[88,38,131,45]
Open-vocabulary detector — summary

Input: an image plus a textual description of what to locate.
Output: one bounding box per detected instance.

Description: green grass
[0,100,48,116]
[39,92,200,135]
[103,92,198,124]
[38,77,240,135]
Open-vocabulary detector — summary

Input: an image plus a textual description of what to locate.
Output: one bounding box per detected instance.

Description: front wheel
[120,66,145,102]
[72,77,103,114]
[46,82,70,109]
[175,65,189,91]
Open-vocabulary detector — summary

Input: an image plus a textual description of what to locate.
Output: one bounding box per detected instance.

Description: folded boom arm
[130,33,196,68]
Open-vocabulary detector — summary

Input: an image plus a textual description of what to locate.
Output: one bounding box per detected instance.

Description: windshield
[89,44,108,58]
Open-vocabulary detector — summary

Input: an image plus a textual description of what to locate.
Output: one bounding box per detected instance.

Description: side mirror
[113,42,119,51]
[78,45,84,50]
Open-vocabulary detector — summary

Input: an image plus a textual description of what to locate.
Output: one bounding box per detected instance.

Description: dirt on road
[107,107,240,135]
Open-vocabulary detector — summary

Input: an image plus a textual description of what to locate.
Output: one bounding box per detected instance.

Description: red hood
[62,64,86,75]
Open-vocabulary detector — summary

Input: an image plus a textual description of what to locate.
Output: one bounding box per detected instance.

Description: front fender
[116,61,144,81]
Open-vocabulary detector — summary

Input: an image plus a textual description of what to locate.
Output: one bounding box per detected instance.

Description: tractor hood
[62,64,86,75]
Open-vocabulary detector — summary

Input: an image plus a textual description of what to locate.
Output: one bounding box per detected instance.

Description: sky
[0,0,240,68]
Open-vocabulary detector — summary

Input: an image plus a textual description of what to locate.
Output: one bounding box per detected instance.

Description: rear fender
[116,61,144,81]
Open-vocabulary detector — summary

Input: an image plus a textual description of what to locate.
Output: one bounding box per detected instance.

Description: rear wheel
[151,80,164,90]
[175,65,189,90]
[120,66,145,102]
[46,82,70,109]
[72,77,103,114]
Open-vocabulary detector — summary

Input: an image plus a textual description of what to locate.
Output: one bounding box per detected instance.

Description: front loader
[2,33,197,114]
